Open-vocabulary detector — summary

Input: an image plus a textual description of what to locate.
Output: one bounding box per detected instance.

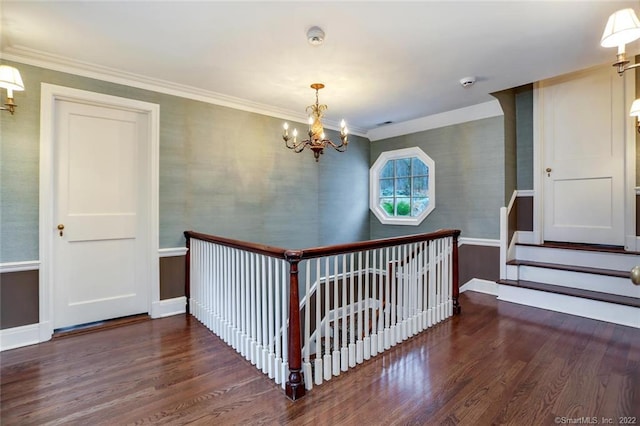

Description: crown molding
[367,99,504,142]
[1,47,368,137]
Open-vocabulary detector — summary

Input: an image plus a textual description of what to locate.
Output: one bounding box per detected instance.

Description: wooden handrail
[297,229,460,259]
[184,228,462,401]
[184,230,287,259]
[185,228,461,260]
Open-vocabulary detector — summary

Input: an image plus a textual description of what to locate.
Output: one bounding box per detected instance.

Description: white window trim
[370,147,435,226]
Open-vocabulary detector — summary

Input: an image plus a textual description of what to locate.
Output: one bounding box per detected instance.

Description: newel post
[284,250,305,400]
[184,232,191,315]
[452,232,461,315]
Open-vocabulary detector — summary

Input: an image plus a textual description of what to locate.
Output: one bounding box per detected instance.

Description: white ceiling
[2,1,639,138]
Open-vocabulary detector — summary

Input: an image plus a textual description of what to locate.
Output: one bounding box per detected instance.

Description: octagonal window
[370,147,435,225]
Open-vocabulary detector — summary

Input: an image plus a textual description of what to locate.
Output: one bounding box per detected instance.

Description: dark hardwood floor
[1,291,638,425]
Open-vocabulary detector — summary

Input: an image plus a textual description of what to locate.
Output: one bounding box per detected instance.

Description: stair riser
[515,246,639,271]
[498,285,640,328]
[519,266,640,298]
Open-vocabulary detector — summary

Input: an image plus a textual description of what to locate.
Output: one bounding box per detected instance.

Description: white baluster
[303,258,312,389]
[363,250,371,361]
[370,248,378,357]
[323,257,332,381]
[348,252,356,367]
[341,254,349,372]
[274,259,282,385]
[332,255,341,376]
[314,258,322,386]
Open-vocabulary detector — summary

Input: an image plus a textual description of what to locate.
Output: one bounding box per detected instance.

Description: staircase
[498,242,640,328]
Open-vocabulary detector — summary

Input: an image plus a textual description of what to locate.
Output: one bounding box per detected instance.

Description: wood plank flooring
[2,291,639,425]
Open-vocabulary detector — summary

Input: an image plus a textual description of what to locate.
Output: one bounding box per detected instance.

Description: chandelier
[282,83,348,162]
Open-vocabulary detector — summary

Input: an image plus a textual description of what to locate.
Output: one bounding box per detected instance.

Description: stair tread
[506,259,630,278]
[516,241,638,255]
[497,279,640,308]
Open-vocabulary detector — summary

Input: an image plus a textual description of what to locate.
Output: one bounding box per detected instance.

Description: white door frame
[39,83,160,341]
[532,64,638,251]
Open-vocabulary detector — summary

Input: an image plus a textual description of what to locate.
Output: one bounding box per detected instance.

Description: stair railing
[184,229,461,401]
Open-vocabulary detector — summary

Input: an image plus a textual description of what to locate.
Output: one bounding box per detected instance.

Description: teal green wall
[369,116,505,240]
[515,86,534,190]
[0,60,370,263]
[492,89,517,204]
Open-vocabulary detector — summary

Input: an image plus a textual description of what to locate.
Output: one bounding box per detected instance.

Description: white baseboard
[625,235,639,252]
[460,278,498,296]
[0,323,42,351]
[498,285,640,329]
[151,296,187,318]
[2,297,187,351]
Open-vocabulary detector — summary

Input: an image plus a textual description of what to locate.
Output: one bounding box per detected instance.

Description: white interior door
[53,99,149,329]
[541,65,626,246]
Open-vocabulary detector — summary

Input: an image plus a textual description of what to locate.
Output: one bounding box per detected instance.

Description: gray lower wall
[0,270,39,329]
[459,244,500,285]
[369,116,505,240]
[0,256,188,330]
[159,256,186,301]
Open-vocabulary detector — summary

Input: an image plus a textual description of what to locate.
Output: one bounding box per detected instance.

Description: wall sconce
[629,99,640,132]
[601,9,640,131]
[601,8,640,75]
[0,65,25,115]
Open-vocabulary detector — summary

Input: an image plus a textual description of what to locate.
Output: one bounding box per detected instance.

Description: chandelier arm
[324,138,348,152]
[293,140,312,153]
[284,137,300,150]
[621,62,640,75]
[284,136,312,152]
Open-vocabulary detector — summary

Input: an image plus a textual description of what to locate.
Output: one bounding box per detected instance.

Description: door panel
[54,100,148,329]
[542,66,625,245]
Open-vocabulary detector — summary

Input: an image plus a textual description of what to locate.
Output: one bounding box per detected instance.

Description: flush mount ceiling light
[600,8,640,75]
[0,65,25,115]
[282,83,348,162]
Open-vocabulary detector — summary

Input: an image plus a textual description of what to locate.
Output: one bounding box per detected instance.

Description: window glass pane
[395,158,411,177]
[412,197,429,216]
[396,198,411,216]
[395,177,410,196]
[380,198,394,215]
[379,178,394,197]
[412,158,428,176]
[412,176,428,197]
[371,148,435,224]
[380,161,395,179]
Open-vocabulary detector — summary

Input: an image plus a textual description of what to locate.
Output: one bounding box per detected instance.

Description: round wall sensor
[460,77,476,88]
[307,26,325,46]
